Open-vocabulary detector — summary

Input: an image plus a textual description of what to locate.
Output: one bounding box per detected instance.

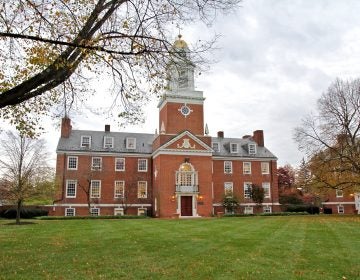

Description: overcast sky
[3,0,360,168]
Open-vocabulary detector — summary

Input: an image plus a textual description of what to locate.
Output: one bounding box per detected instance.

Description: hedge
[0,208,48,219]
[36,215,150,220]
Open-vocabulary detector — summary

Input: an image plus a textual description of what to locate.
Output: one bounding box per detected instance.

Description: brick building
[322,190,360,214]
[53,36,280,217]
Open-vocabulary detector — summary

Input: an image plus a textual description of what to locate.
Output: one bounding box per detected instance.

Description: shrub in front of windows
[222,193,240,214]
[285,204,320,214]
[250,184,265,207]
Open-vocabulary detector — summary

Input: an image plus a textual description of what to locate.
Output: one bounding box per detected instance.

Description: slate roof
[57,129,277,159]
[57,130,155,154]
[211,136,277,159]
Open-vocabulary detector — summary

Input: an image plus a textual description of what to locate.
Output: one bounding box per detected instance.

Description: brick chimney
[61,117,72,138]
[253,130,264,147]
[105,124,110,132]
[217,131,224,138]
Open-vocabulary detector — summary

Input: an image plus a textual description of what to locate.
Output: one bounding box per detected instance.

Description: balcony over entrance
[175,185,199,193]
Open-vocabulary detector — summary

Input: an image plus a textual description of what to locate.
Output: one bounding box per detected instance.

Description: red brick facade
[322,190,360,214]
[52,36,280,217]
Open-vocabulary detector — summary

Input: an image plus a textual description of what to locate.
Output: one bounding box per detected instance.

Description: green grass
[0,216,359,279]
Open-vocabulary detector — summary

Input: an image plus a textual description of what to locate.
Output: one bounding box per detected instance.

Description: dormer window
[126,137,136,149]
[230,143,238,153]
[248,144,256,155]
[81,136,91,148]
[104,136,114,148]
[212,142,220,152]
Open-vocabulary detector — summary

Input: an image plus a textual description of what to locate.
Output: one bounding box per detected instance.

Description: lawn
[0,215,359,280]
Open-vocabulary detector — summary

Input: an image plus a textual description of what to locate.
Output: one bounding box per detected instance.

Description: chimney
[253,130,264,147]
[61,117,72,138]
[217,131,224,138]
[105,124,110,132]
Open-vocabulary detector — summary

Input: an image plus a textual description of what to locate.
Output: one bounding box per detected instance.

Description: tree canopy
[294,78,360,192]
[0,131,52,224]
[0,0,241,136]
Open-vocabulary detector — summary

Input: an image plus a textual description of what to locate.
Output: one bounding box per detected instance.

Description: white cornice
[53,203,152,207]
[322,201,355,205]
[57,151,152,158]
[212,156,277,161]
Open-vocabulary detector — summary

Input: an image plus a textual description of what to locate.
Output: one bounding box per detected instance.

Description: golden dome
[173,34,188,49]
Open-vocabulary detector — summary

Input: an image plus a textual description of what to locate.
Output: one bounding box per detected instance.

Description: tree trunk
[16,199,22,225]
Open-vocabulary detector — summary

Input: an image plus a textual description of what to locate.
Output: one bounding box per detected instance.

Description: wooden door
[181,196,193,216]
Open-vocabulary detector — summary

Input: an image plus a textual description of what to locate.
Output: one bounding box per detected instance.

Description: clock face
[180,105,191,116]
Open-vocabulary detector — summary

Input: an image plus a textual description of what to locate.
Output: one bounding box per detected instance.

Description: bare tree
[0,0,241,136]
[294,78,360,192]
[0,131,50,224]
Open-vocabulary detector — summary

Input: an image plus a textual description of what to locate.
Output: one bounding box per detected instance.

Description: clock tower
[158,35,205,136]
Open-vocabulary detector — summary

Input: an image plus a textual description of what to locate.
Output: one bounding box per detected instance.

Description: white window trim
[244,206,253,214]
[67,156,78,170]
[138,181,148,198]
[126,137,136,149]
[138,208,147,216]
[114,208,124,216]
[114,181,125,198]
[115,158,125,171]
[261,162,270,174]
[90,208,100,216]
[103,136,114,148]
[224,161,233,174]
[243,162,251,174]
[263,206,272,213]
[336,189,343,198]
[91,157,102,171]
[65,208,76,216]
[262,182,271,199]
[248,143,257,155]
[90,180,101,198]
[65,180,77,198]
[224,182,233,197]
[212,142,220,152]
[230,143,238,153]
[138,159,148,172]
[81,136,91,148]
[337,205,344,214]
[244,182,252,199]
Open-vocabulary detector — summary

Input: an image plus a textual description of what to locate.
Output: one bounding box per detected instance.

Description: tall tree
[0,0,240,136]
[277,164,295,192]
[0,131,51,224]
[294,78,360,193]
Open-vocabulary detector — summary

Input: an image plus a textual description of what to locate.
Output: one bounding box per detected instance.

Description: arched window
[176,163,198,189]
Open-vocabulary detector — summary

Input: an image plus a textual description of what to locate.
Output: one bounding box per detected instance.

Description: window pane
[224,161,232,174]
[244,182,252,199]
[224,182,233,196]
[115,158,125,171]
[92,157,102,170]
[68,157,77,169]
[91,181,101,198]
[243,162,251,174]
[138,159,147,171]
[138,181,147,198]
[66,180,77,197]
[114,181,125,198]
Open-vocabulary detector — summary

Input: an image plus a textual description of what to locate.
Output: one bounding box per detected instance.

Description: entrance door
[181,196,193,216]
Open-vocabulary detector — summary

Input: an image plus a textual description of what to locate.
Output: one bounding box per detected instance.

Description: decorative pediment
[158,131,212,153]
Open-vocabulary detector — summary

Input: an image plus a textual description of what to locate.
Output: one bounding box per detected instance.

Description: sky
[3,0,360,168]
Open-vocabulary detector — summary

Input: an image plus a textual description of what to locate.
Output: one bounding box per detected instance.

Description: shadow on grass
[2,221,37,226]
